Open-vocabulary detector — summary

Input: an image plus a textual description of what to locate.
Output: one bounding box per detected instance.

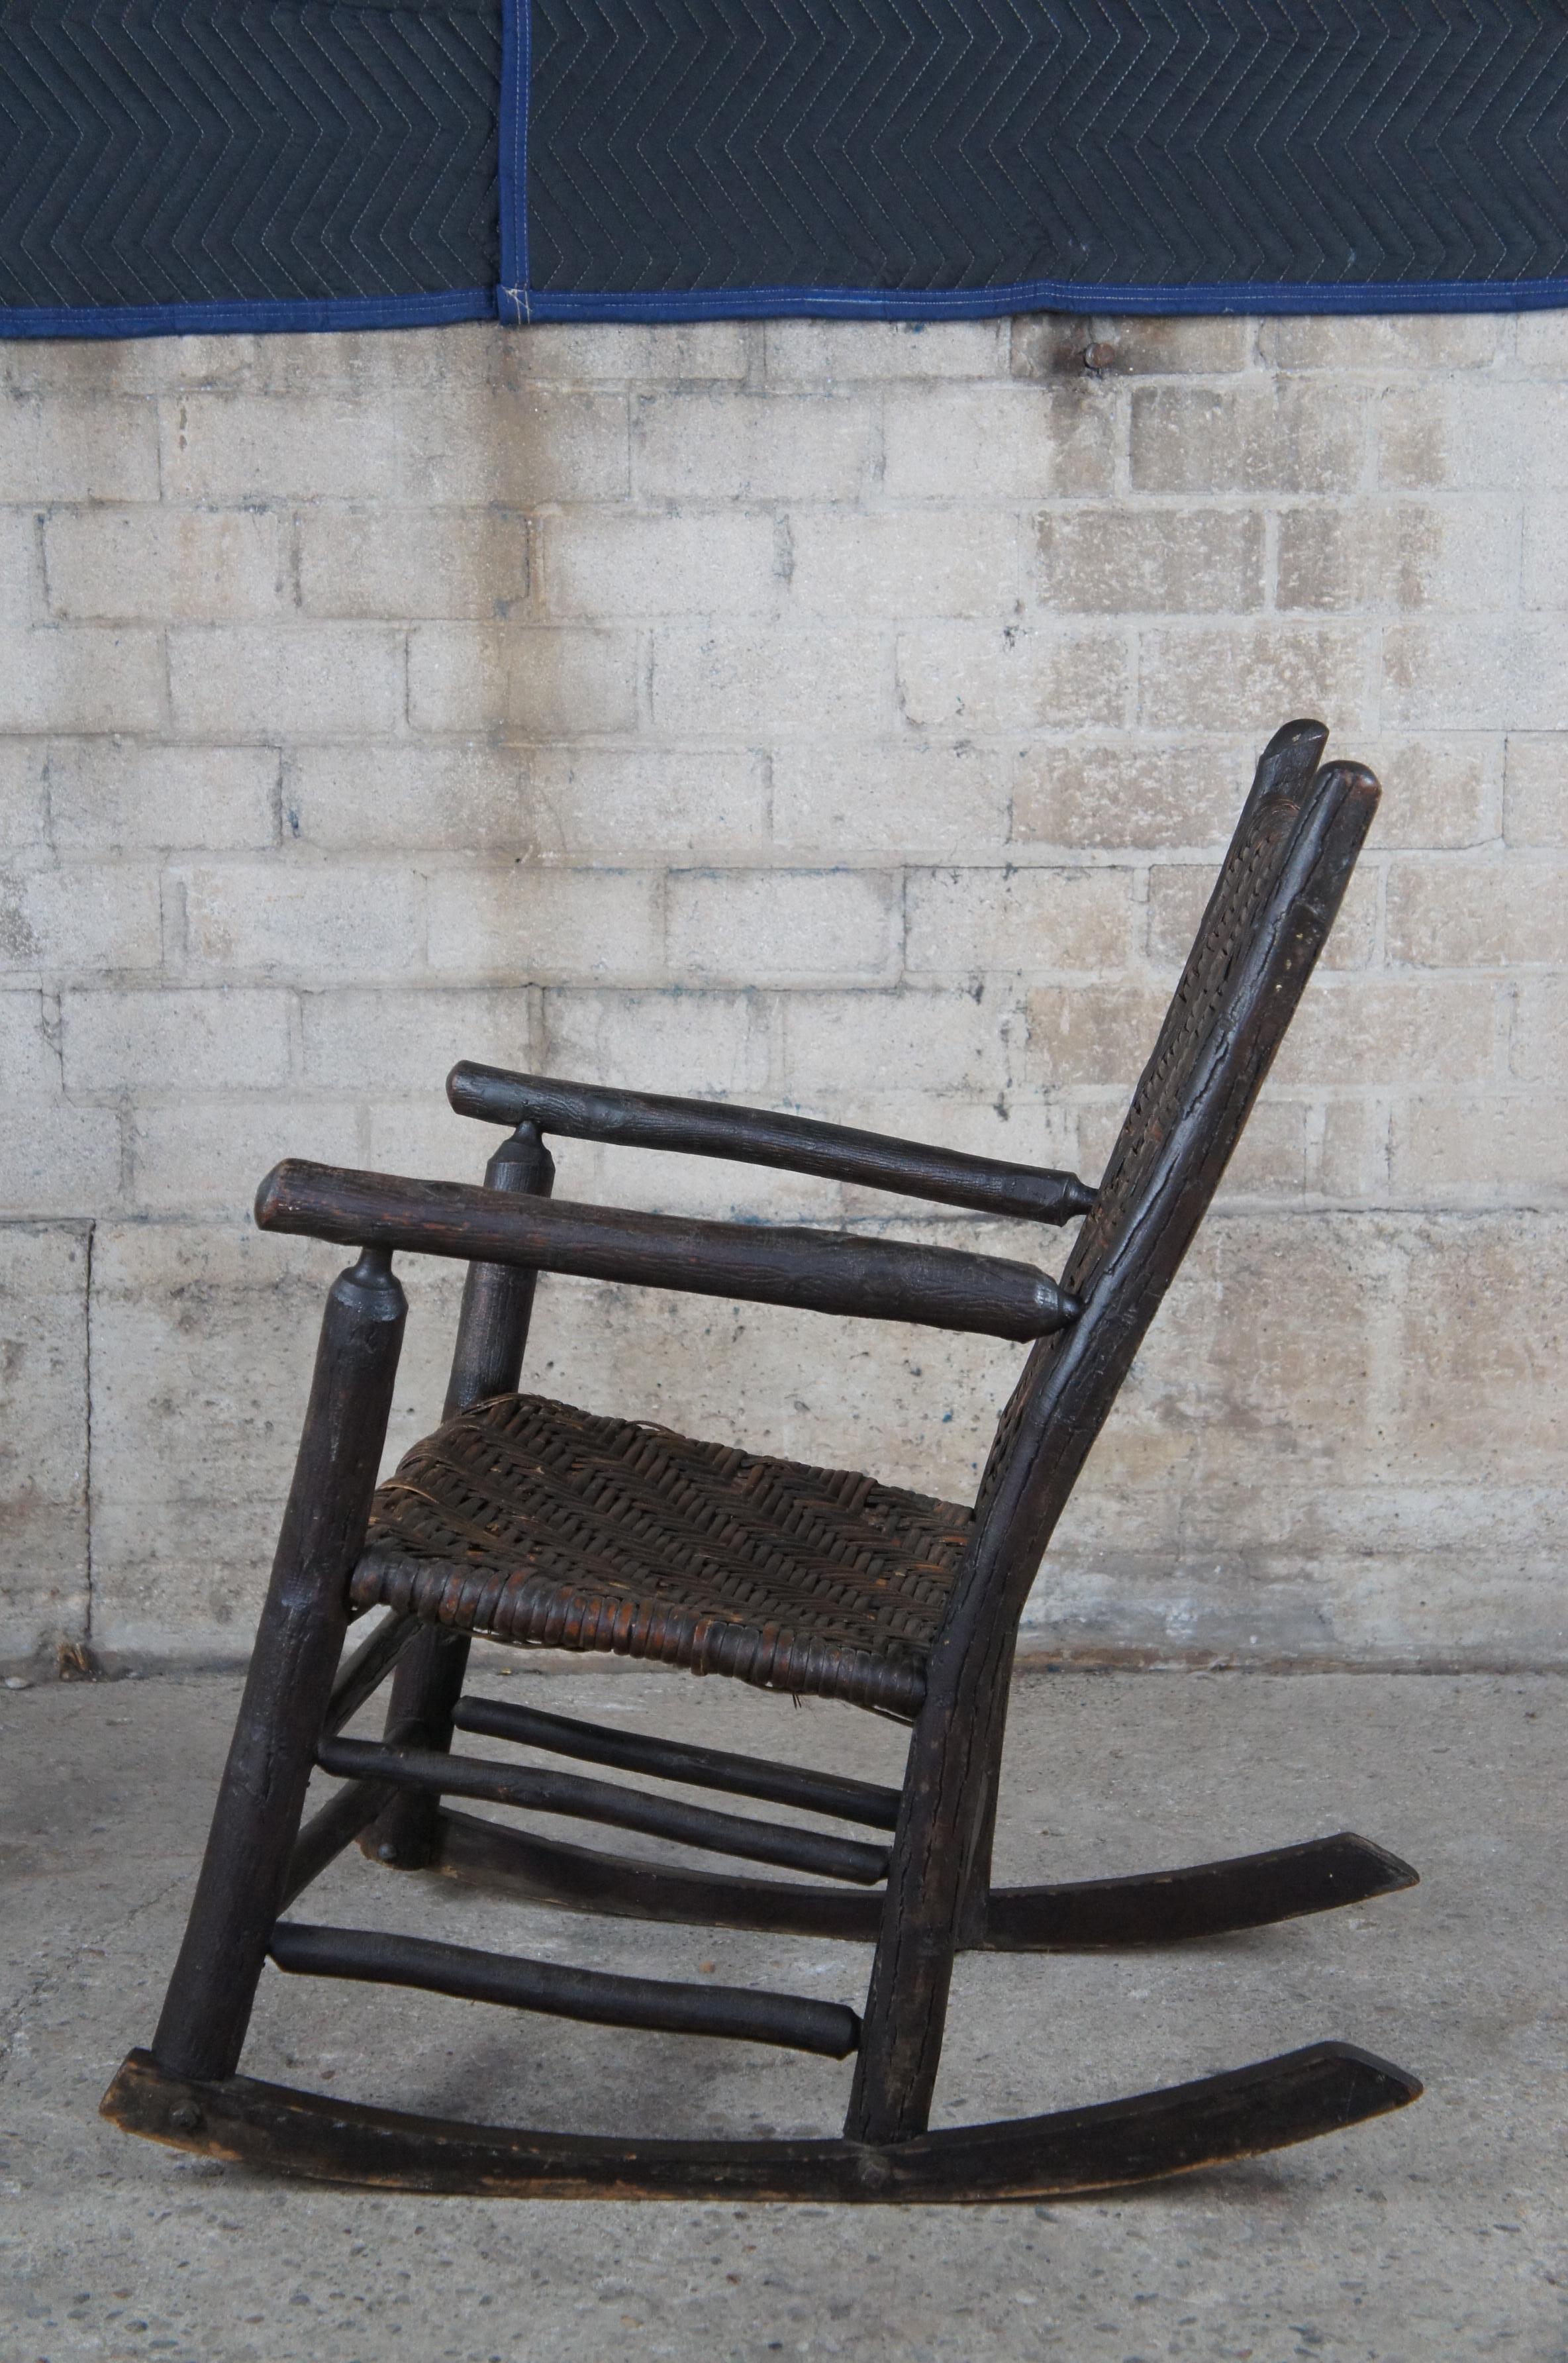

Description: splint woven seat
[354,1392,971,1715]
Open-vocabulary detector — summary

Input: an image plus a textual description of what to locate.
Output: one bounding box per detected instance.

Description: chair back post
[367,1121,554,1871]
[848,731,1379,2148]
[152,1247,407,2084]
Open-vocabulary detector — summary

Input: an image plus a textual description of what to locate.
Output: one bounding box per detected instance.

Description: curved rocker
[107,728,1424,2199]
[429,1811,1416,1948]
[103,2041,1418,2202]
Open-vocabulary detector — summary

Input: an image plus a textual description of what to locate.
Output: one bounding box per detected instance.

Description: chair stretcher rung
[450,1695,904,1829]
[317,1735,891,1885]
[268,1922,861,2058]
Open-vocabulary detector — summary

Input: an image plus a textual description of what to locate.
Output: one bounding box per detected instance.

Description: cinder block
[1387,855,1565,967]
[1013,739,1248,849]
[1270,976,1501,1088]
[1,986,62,1095]
[62,987,293,1094]
[652,624,889,736]
[409,624,638,736]
[1012,314,1250,379]
[0,507,38,622]
[46,742,278,852]
[0,987,130,1213]
[667,869,901,986]
[1314,1096,1390,1202]
[86,1222,346,1650]
[513,323,749,383]
[537,509,779,619]
[1137,623,1373,732]
[1357,736,1498,850]
[0,1223,89,1662]
[0,626,165,733]
[1146,858,1377,970]
[1378,381,1568,493]
[771,742,1010,860]
[0,392,160,502]
[1034,505,1264,613]
[285,741,526,852]
[1024,983,1171,1085]
[364,1095,519,1186]
[1503,736,1567,846]
[427,866,664,983]
[1510,978,1568,1085]
[0,742,47,854]
[1259,315,1502,371]
[528,748,769,862]
[1130,384,1365,494]
[1398,1085,1563,1216]
[634,393,872,501]
[159,391,400,502]
[881,385,1115,500]
[176,857,423,976]
[1522,493,1568,610]
[169,624,405,738]
[1277,500,1518,613]
[300,985,538,1091]
[766,319,1008,382]
[299,505,528,621]
[395,385,630,504]
[1516,313,1568,370]
[130,1100,364,1213]
[781,987,1017,1095]
[897,623,1126,731]
[905,864,1130,976]
[45,506,288,621]
[0,1099,122,1213]
[787,509,1015,621]
[543,987,770,1095]
[1389,1214,1568,1470]
[0,860,162,975]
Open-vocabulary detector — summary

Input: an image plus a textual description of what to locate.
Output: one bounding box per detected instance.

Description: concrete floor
[1,1660,1563,2362]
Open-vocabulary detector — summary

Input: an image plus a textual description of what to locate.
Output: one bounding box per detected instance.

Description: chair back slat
[961,725,1379,1621]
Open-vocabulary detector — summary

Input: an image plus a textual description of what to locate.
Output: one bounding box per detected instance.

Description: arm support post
[152,1249,407,2083]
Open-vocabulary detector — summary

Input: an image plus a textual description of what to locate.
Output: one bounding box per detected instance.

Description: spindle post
[152,1247,406,2082]
[368,1121,554,1869]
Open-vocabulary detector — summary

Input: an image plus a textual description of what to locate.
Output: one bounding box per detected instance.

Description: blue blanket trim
[0,289,497,342]
[517,276,1568,323]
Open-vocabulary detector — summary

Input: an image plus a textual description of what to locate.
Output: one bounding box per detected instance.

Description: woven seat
[352,1391,974,1715]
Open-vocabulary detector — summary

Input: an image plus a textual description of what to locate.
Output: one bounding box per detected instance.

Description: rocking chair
[103,719,1421,2199]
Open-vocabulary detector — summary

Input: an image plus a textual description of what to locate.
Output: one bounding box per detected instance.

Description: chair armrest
[255,1162,1081,1342]
[447,1064,1095,1227]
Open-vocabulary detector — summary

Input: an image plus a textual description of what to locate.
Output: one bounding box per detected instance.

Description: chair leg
[369,1122,553,1870]
[844,1650,1006,2144]
[151,1249,407,2084]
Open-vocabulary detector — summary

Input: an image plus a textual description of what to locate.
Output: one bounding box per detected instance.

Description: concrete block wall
[1,311,1564,1670]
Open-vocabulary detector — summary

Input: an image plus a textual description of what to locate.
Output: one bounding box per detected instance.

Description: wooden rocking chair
[103,720,1421,2199]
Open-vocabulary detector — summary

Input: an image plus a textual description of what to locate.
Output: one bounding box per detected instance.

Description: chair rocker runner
[104,721,1422,2199]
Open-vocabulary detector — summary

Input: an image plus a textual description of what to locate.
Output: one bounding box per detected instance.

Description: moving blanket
[3,0,1567,336]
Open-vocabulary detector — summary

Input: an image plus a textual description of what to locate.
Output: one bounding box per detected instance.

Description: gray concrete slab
[1,1662,1563,2363]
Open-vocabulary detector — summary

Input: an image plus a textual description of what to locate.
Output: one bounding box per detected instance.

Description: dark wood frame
[103,722,1422,2200]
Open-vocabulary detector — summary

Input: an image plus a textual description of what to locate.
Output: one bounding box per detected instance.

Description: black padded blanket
[4,0,1567,336]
